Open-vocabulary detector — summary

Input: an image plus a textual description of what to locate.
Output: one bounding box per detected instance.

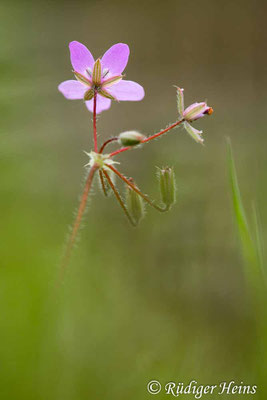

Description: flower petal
[85,95,112,114]
[101,43,129,75]
[107,80,145,101]
[69,41,95,75]
[58,80,87,99]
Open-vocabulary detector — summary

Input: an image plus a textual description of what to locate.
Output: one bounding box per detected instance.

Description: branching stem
[107,165,168,212]
[99,137,118,154]
[109,119,184,158]
[102,169,136,226]
[99,169,108,196]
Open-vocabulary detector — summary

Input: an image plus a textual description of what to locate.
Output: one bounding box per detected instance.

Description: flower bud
[126,184,145,225]
[159,167,176,209]
[183,102,213,122]
[118,131,145,147]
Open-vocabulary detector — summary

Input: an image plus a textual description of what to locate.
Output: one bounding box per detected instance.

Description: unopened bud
[183,102,213,122]
[159,167,176,209]
[118,131,145,147]
[126,183,145,225]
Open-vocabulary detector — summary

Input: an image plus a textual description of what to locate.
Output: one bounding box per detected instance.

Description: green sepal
[175,86,184,116]
[84,89,94,101]
[92,59,102,86]
[102,75,123,88]
[183,121,204,144]
[98,89,116,101]
[74,71,92,86]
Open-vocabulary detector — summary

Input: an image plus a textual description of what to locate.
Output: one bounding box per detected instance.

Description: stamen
[102,68,109,78]
[86,68,92,77]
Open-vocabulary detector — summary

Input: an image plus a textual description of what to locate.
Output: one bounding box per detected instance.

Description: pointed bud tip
[204,107,213,116]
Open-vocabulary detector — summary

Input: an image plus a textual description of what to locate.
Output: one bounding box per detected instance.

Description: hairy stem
[102,169,136,226]
[107,165,168,212]
[59,165,97,282]
[109,119,184,158]
[99,169,108,196]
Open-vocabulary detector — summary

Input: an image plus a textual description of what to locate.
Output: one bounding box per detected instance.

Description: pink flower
[58,41,145,114]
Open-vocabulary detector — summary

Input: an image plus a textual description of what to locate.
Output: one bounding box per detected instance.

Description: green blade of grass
[227,139,265,290]
[252,203,266,283]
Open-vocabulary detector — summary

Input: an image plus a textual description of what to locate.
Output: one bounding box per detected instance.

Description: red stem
[109,119,184,158]
[99,137,118,154]
[93,92,98,152]
[102,169,136,226]
[107,165,167,212]
[59,165,97,282]
[99,169,108,196]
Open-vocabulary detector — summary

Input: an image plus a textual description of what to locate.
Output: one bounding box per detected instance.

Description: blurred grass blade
[227,139,266,289]
[252,203,266,281]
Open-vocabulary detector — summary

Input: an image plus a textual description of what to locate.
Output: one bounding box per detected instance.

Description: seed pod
[159,167,176,210]
[126,183,145,225]
[118,131,145,147]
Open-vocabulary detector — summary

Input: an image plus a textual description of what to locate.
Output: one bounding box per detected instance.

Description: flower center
[75,59,123,102]
[84,151,120,169]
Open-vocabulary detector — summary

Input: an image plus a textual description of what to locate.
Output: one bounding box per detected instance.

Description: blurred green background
[1,0,267,399]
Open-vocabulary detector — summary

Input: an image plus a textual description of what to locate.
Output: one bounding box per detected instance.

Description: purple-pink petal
[85,95,111,114]
[58,80,87,99]
[107,80,144,101]
[69,41,95,75]
[101,43,129,75]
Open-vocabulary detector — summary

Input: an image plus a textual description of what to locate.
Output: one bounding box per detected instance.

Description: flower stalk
[60,164,98,280]
[93,92,98,151]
